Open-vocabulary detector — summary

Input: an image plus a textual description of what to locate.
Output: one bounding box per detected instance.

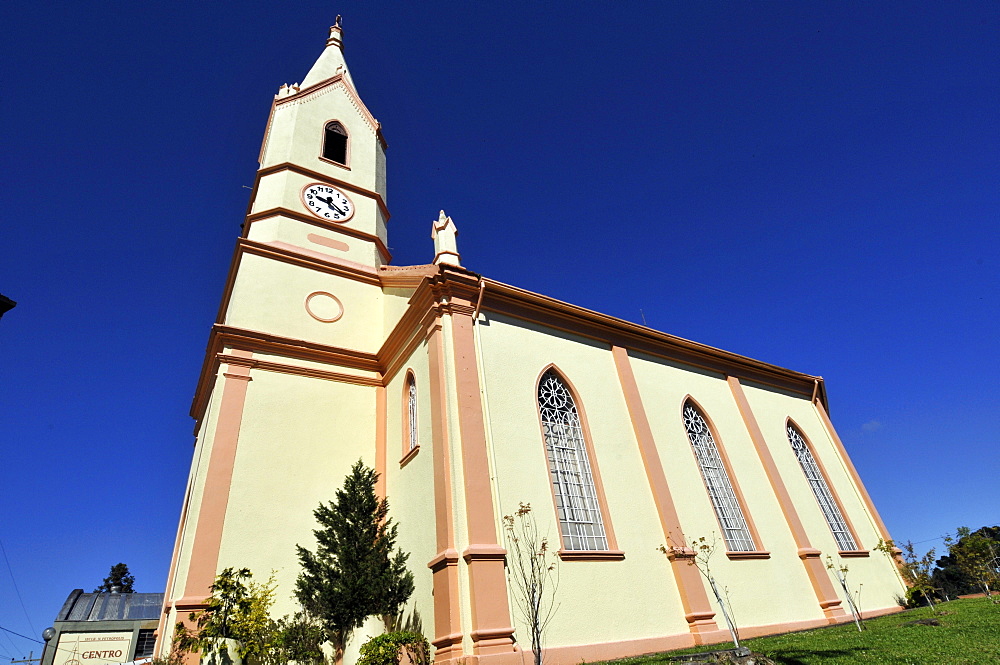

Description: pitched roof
[55,591,164,622]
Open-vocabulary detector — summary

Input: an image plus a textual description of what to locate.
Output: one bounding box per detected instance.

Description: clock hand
[316,195,345,215]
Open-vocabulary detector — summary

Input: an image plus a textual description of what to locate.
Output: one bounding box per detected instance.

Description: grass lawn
[598,598,1000,665]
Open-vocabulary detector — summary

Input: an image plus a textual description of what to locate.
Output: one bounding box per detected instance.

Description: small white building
[158,20,906,665]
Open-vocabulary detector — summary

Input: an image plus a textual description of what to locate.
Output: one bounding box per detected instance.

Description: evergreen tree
[95,563,135,593]
[295,460,414,661]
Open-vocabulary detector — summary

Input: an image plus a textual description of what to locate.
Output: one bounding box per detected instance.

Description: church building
[158,21,906,665]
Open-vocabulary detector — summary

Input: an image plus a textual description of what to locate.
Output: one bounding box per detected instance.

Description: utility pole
[11,651,40,665]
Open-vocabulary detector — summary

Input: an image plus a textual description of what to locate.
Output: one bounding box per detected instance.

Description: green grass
[598,598,1000,665]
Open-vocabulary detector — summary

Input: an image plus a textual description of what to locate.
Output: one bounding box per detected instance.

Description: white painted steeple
[300,16,356,90]
[248,17,389,273]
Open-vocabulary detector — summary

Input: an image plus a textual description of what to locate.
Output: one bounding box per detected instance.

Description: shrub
[357,631,429,665]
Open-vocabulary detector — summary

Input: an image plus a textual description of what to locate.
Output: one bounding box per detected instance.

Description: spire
[300,16,355,90]
[432,210,461,267]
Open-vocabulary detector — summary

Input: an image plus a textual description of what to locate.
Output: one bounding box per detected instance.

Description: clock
[301,183,355,222]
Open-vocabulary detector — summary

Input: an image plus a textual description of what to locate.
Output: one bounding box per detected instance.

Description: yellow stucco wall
[383,339,438,642]
[261,85,382,198]
[468,311,904,652]
[224,253,383,353]
[629,353,823,627]
[218,369,378,618]
[169,369,227,600]
[739,381,906,609]
[475,313,691,648]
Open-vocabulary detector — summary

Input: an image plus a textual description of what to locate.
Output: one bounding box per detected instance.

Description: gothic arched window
[406,373,418,453]
[537,370,608,551]
[323,121,348,165]
[786,423,857,551]
[683,401,756,552]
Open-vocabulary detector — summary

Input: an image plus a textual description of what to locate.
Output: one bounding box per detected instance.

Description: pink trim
[375,386,386,500]
[727,377,846,622]
[557,549,625,561]
[306,233,350,252]
[304,291,344,323]
[450,309,516,657]
[726,551,771,560]
[183,351,253,599]
[812,400,897,545]
[399,445,419,468]
[426,324,463,659]
[609,346,720,639]
[275,74,381,140]
[262,240,378,277]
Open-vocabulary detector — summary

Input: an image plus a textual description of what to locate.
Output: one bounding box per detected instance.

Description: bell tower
[213,18,392,355]
[248,16,389,273]
[158,21,398,660]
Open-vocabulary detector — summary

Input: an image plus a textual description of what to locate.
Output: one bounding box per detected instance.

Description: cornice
[252,162,390,221]
[379,264,439,289]
[193,262,830,429]
[275,74,384,146]
[475,276,828,404]
[191,325,381,422]
[379,284,440,383]
[245,206,392,263]
[242,238,382,284]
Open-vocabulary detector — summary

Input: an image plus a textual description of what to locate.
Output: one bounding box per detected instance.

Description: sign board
[54,632,134,665]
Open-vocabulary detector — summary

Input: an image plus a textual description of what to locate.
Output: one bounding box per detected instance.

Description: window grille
[407,376,418,451]
[133,630,155,659]
[323,121,348,164]
[683,402,756,552]
[537,370,608,551]
[786,424,857,551]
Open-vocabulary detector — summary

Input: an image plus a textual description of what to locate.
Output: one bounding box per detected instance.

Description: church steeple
[249,18,390,272]
[300,16,355,90]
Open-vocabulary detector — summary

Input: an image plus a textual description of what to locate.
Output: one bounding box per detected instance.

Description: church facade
[158,22,906,665]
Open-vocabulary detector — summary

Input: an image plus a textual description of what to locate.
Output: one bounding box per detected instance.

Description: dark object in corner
[0,294,15,320]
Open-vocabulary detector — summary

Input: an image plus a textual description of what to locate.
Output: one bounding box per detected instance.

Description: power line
[0,622,22,658]
[0,539,37,636]
[0,627,42,651]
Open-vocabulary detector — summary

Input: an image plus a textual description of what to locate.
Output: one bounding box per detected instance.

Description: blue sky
[1,1,997,655]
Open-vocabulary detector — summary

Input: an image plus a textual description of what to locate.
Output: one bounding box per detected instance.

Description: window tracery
[537,370,608,551]
[786,423,857,551]
[683,402,756,552]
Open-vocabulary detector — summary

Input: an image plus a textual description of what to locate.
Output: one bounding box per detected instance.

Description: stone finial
[327,16,345,50]
[432,210,461,267]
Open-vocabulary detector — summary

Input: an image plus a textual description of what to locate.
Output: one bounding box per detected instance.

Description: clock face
[302,183,355,222]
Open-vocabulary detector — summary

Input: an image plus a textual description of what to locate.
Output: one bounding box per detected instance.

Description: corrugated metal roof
[56,591,164,622]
